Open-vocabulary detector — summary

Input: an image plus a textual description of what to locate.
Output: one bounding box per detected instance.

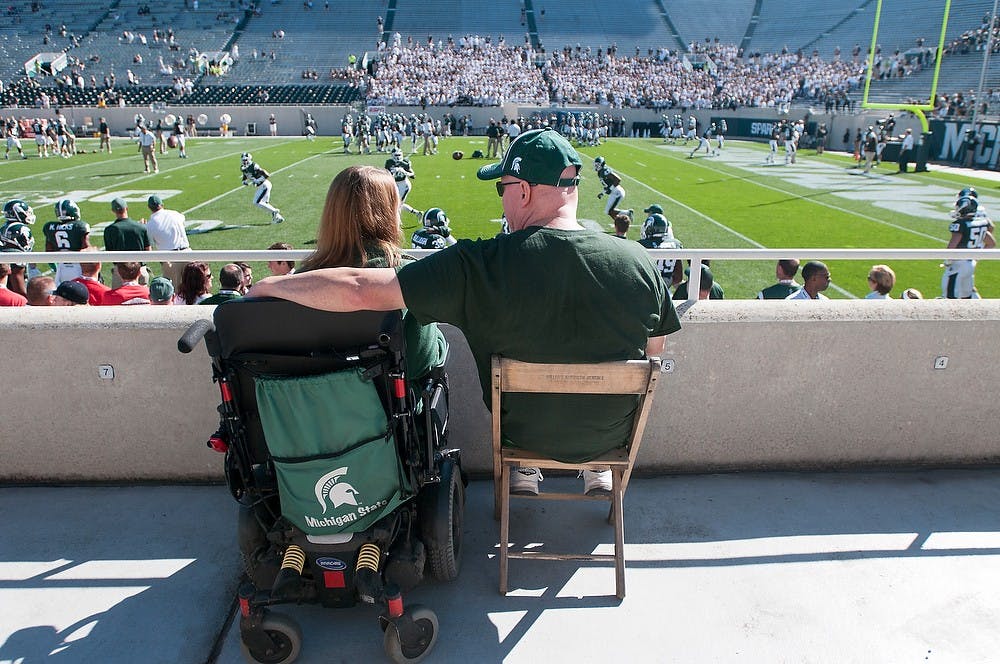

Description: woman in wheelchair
[178,164,461,663]
[299,164,447,379]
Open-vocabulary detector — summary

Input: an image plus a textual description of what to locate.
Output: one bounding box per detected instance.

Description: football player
[684,115,697,144]
[43,198,91,283]
[1,199,37,296]
[689,124,713,159]
[942,194,995,298]
[240,153,284,224]
[172,116,188,158]
[32,118,49,158]
[766,123,780,164]
[637,205,683,287]
[385,148,421,219]
[356,114,372,155]
[411,208,457,249]
[341,114,353,154]
[716,119,727,155]
[594,156,631,222]
[784,121,798,165]
[4,117,27,160]
[304,113,317,141]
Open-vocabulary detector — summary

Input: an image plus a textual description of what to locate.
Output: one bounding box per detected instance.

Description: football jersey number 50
[968,226,988,248]
[54,230,72,249]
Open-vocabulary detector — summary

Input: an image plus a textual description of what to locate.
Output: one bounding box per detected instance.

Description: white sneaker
[509,467,542,496]
[582,469,612,496]
[271,212,284,224]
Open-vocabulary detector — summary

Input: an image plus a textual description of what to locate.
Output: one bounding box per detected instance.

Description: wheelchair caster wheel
[240,611,302,664]
[383,604,438,663]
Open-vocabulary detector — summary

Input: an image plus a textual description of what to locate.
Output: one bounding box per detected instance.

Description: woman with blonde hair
[865,264,896,300]
[300,165,447,377]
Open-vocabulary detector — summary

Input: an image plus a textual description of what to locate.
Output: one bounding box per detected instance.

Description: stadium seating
[391,0,526,46]
[0,0,995,110]
[663,0,756,48]
[227,2,375,86]
[533,0,680,55]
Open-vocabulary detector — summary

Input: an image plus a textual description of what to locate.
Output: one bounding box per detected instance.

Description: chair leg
[612,469,626,599]
[499,463,511,595]
[494,467,502,522]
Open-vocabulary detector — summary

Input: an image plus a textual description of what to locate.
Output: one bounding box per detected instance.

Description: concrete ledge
[3,300,999,482]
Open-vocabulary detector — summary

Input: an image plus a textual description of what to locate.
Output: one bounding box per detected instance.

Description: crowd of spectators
[363,34,863,110]
[368,34,549,106]
[945,11,1000,55]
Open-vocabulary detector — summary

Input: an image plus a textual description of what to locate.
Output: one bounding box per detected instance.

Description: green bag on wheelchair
[255,369,410,536]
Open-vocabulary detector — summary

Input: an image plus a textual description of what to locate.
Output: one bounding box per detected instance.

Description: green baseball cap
[149,276,174,303]
[147,194,163,210]
[643,204,664,214]
[476,127,582,187]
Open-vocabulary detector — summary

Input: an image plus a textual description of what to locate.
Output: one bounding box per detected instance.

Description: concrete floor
[2,469,999,663]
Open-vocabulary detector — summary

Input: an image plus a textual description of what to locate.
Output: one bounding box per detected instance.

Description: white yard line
[3,139,290,192]
[602,152,857,298]
[183,149,331,215]
[632,141,943,242]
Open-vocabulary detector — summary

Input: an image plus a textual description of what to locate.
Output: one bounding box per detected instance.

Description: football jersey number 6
[54,230,72,249]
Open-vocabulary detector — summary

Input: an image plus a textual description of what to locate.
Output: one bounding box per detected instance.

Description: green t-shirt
[758,282,800,299]
[103,218,150,252]
[398,226,679,462]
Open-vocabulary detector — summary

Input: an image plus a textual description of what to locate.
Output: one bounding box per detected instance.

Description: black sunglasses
[496,180,533,197]
[496,177,580,197]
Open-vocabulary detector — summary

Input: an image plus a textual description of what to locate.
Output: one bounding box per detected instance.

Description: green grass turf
[2,134,996,299]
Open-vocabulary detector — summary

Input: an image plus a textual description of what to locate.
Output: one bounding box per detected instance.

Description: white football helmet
[240,152,252,168]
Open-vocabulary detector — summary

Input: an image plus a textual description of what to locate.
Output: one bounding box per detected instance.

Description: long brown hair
[300,165,403,271]
[176,261,211,305]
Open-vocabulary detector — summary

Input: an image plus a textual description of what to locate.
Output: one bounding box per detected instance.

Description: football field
[1,133,996,299]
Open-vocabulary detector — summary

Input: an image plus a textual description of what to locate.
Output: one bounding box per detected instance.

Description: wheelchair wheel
[419,459,464,581]
[383,604,438,664]
[239,611,302,664]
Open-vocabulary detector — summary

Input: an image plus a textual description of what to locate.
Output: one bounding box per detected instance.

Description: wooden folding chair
[491,355,662,599]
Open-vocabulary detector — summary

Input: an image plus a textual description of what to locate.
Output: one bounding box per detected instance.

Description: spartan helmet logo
[511,157,522,174]
[314,467,360,513]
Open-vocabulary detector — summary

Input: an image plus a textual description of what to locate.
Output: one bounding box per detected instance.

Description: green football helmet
[0,221,35,252]
[54,198,81,221]
[422,207,448,229]
[641,213,670,240]
[2,199,35,225]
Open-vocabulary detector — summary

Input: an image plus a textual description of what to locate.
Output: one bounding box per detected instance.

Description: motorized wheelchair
[178,297,464,664]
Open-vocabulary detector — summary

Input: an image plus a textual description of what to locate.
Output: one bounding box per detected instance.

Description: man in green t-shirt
[103,198,150,287]
[249,128,680,496]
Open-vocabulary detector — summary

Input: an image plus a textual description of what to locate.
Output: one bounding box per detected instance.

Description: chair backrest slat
[498,358,655,395]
